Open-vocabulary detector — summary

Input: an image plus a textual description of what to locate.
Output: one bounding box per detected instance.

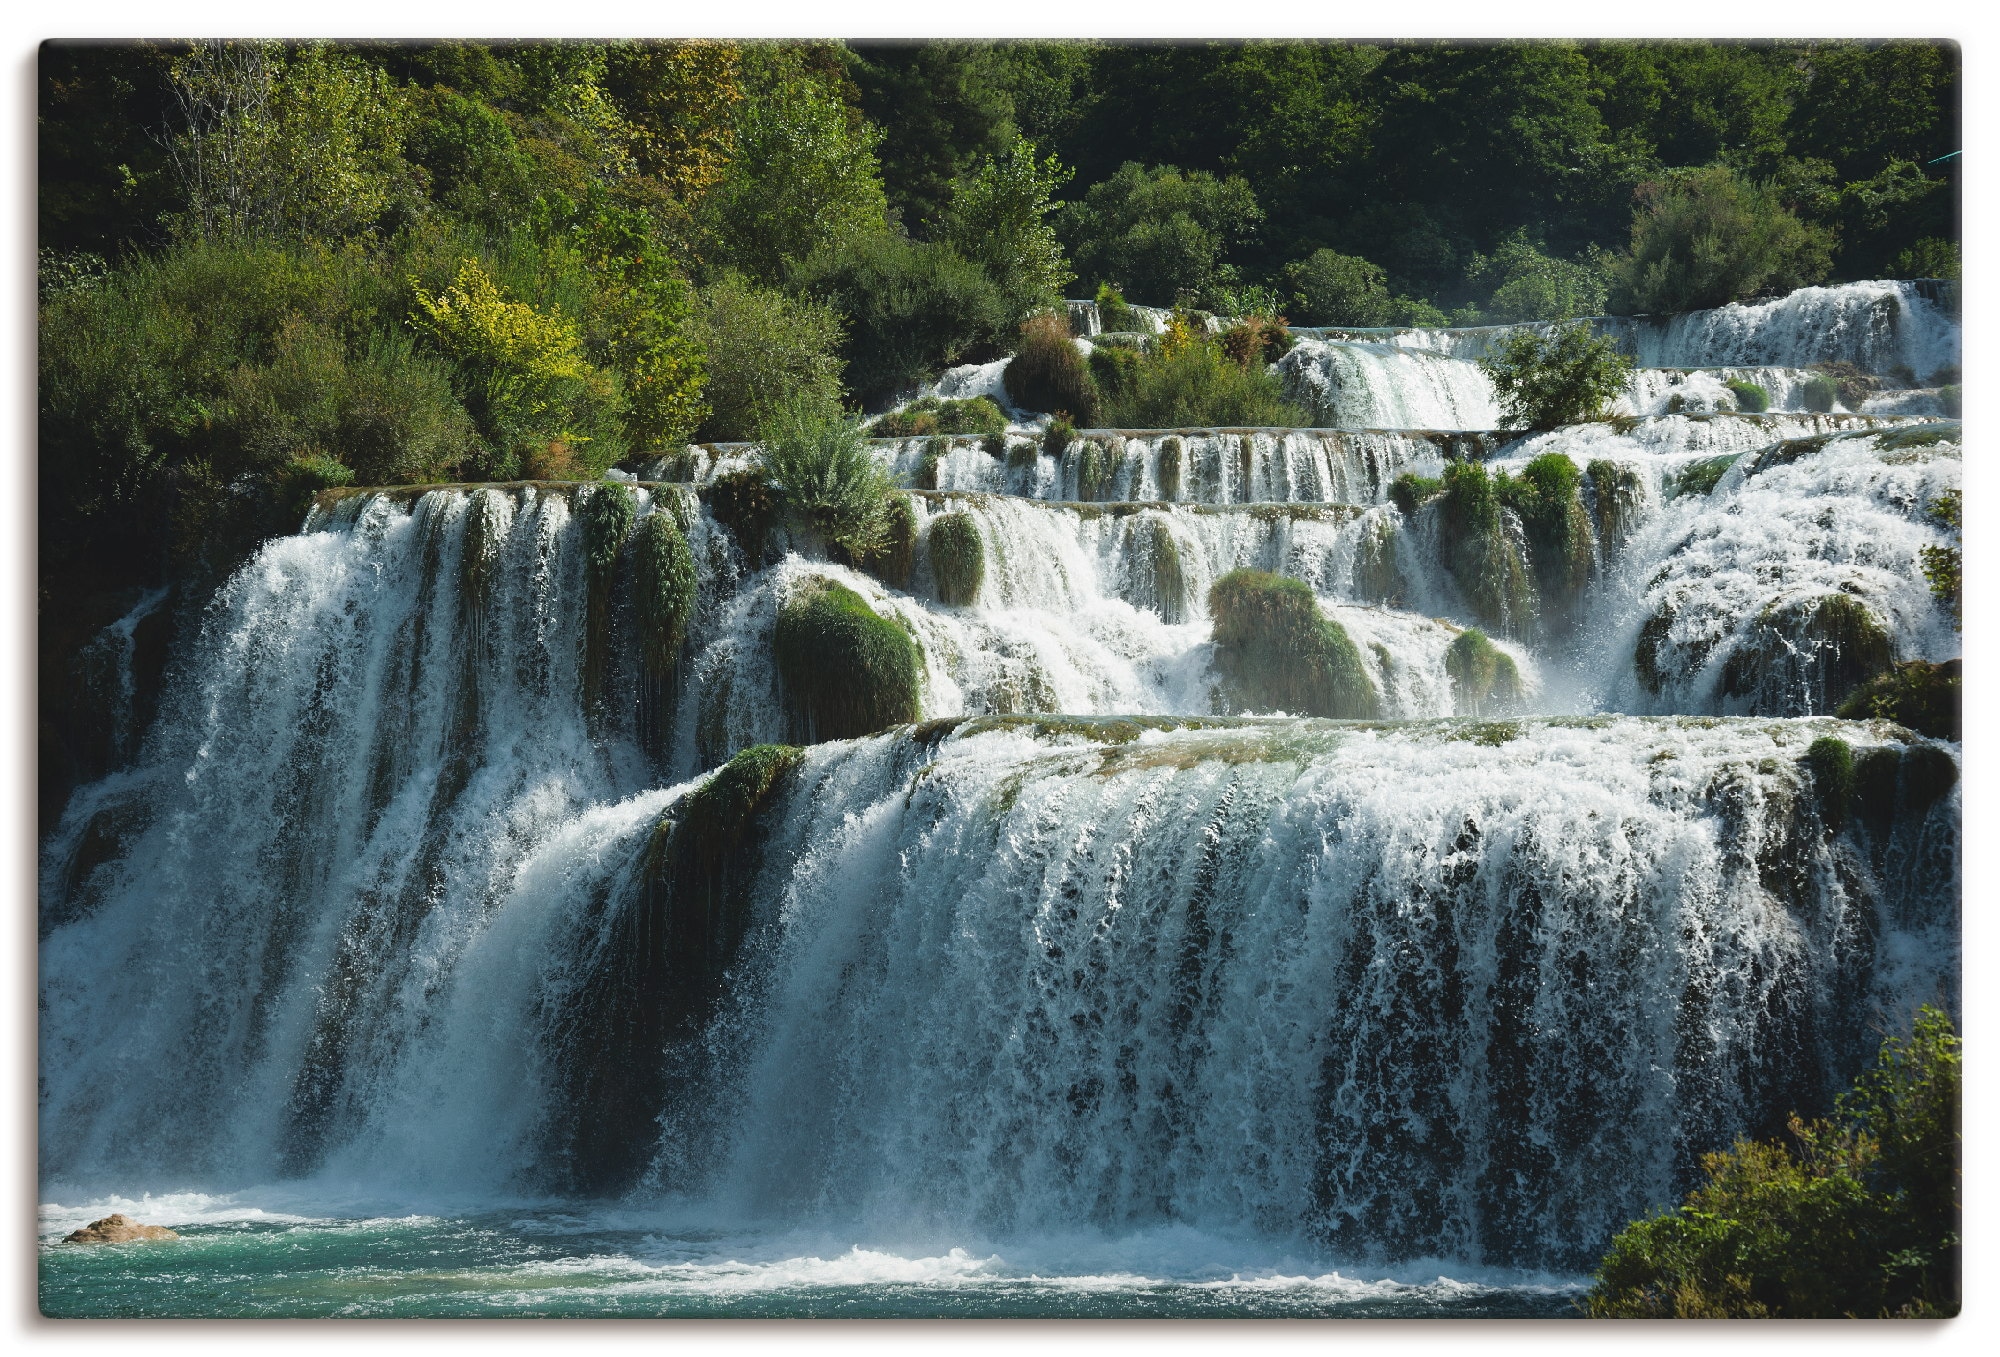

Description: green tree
[1466,229,1611,321]
[1609,165,1834,314]
[1478,321,1634,430]
[1282,248,1392,326]
[938,133,1075,319]
[845,41,1017,234]
[1061,161,1263,305]
[690,273,846,441]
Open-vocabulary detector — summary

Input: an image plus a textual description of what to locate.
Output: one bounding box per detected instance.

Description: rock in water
[62,1213,178,1244]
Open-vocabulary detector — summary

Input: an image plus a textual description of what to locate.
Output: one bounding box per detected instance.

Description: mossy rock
[1877,422,1959,451]
[1157,436,1185,501]
[1351,513,1404,605]
[1802,373,1840,413]
[1390,472,1442,517]
[1587,459,1644,549]
[1804,736,1855,831]
[579,483,638,717]
[1671,454,1735,500]
[1076,439,1112,501]
[1720,593,1894,715]
[1437,461,1536,638]
[1044,415,1076,458]
[1835,658,1960,741]
[1446,628,1523,716]
[1007,438,1039,471]
[632,512,696,675]
[1142,516,1187,622]
[1726,380,1770,414]
[854,492,917,590]
[704,468,778,564]
[928,512,985,607]
[1498,453,1595,630]
[774,577,921,742]
[1208,569,1381,719]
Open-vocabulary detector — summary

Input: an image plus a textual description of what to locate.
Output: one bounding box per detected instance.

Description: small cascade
[1278,339,1504,430]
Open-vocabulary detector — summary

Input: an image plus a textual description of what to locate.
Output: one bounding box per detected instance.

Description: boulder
[62,1213,179,1244]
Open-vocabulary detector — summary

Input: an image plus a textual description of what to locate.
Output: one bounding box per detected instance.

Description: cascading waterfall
[41,279,1962,1309]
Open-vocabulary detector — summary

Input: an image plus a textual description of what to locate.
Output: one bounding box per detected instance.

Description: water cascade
[41,280,1961,1299]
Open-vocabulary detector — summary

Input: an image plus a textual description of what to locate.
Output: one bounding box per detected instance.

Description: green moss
[632,511,696,677]
[981,431,1007,458]
[1076,438,1111,501]
[1044,413,1076,458]
[1143,516,1187,622]
[1671,453,1741,498]
[1157,436,1184,501]
[854,492,917,590]
[928,511,985,607]
[1390,472,1442,517]
[1437,461,1536,637]
[579,483,637,717]
[1497,452,1595,630]
[1835,659,1960,741]
[1446,628,1523,716]
[1208,569,1381,719]
[1804,735,1855,829]
[1726,379,1770,413]
[1351,513,1404,605]
[1877,422,1959,450]
[1802,373,1840,413]
[773,577,922,743]
[915,436,946,491]
[1007,438,1039,471]
[1089,343,1142,405]
[1587,459,1645,550]
[1721,593,1895,713]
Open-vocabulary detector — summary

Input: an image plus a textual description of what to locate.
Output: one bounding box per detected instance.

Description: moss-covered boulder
[855,492,917,590]
[1726,379,1770,413]
[579,483,637,716]
[1671,453,1740,498]
[928,512,985,606]
[1498,453,1595,632]
[1208,569,1380,719]
[1445,628,1523,716]
[1437,461,1536,637]
[544,742,803,1195]
[1076,438,1111,500]
[1141,515,1187,622]
[1720,592,1895,714]
[1804,735,1855,831]
[1157,436,1184,501]
[1836,658,1961,741]
[774,577,922,742]
[632,511,697,755]
[1352,512,1405,605]
[1586,459,1644,553]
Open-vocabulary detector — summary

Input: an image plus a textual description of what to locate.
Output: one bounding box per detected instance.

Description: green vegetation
[867,395,1008,439]
[1094,281,1139,331]
[1004,311,1100,425]
[1142,516,1187,622]
[579,482,637,715]
[1207,569,1380,719]
[773,576,922,741]
[1464,230,1611,322]
[1586,458,1644,549]
[1434,462,1536,637]
[1588,1006,1960,1318]
[1478,322,1636,431]
[1445,628,1523,716]
[1918,488,1961,628]
[1802,373,1840,413]
[1061,161,1263,308]
[632,510,696,676]
[1282,249,1394,327]
[927,511,986,605]
[1805,735,1856,828]
[1837,659,1961,742]
[1726,379,1770,413]
[1156,436,1184,501]
[1351,514,1404,605]
[1671,453,1740,498]
[756,396,895,558]
[1497,453,1596,628]
[1043,412,1077,457]
[1609,166,1835,313]
[689,273,846,441]
[1390,472,1443,518]
[854,492,918,590]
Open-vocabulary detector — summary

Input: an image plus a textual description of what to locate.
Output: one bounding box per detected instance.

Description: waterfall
[1278,339,1504,430]
[41,715,1959,1271]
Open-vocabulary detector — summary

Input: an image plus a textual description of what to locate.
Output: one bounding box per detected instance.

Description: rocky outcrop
[62,1213,179,1244]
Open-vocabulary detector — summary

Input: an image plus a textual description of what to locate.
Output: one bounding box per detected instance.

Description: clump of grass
[1076,439,1112,500]
[927,512,985,606]
[757,395,895,559]
[1390,472,1442,517]
[1044,412,1077,458]
[1088,344,1142,407]
[1802,373,1840,413]
[1351,513,1404,604]
[1103,330,1306,429]
[773,577,921,742]
[1726,379,1770,413]
[1445,628,1522,716]
[1005,311,1100,425]
[1207,568,1380,719]
[1143,516,1187,622]
[868,395,1007,439]
[1095,281,1139,332]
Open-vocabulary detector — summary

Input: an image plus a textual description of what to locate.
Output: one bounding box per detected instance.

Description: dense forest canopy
[37,37,1958,621]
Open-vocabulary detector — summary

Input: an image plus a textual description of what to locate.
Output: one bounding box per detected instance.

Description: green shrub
[853,492,917,590]
[1465,229,1611,322]
[1088,343,1142,407]
[1282,249,1393,327]
[799,233,1012,406]
[936,131,1075,324]
[756,395,894,558]
[1805,735,1856,828]
[1390,472,1442,517]
[632,510,697,675]
[1219,316,1294,367]
[927,511,985,606]
[1095,280,1139,332]
[1102,332,1306,429]
[276,453,354,523]
[1802,373,1840,413]
[1004,310,1100,424]
[1587,1007,1960,1318]
[1207,569,1380,719]
[773,576,921,742]
[1894,237,1961,281]
[1437,461,1536,636]
[1063,161,1263,305]
[1726,379,1770,413]
[704,467,778,564]
[1445,628,1522,716]
[1918,488,1961,628]
[1008,438,1039,471]
[1609,166,1835,314]
[1672,453,1739,498]
[690,273,847,442]
[1477,321,1635,431]
[1836,659,1961,741]
[868,394,1008,439]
